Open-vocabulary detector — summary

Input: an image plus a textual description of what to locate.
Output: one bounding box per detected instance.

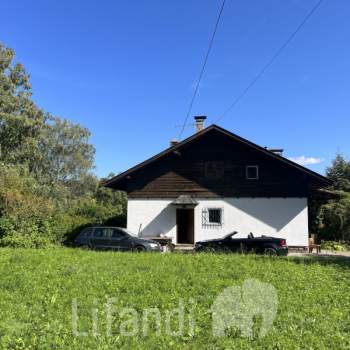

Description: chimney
[194,116,207,132]
[170,139,178,147]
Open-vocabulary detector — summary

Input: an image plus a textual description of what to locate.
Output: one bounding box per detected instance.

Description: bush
[0,164,127,247]
[318,193,350,241]
[0,215,58,248]
[0,232,56,248]
[321,240,349,252]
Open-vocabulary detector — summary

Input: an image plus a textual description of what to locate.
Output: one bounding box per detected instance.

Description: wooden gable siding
[126,130,313,198]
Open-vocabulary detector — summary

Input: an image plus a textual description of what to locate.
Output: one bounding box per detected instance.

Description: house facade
[105,118,330,247]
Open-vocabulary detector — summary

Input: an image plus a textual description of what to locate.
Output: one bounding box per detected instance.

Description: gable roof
[104,124,331,189]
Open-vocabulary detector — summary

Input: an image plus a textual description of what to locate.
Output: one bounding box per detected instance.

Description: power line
[178,0,226,139]
[215,0,324,124]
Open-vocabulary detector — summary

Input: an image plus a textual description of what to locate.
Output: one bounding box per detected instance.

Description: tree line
[0,42,349,247]
[0,43,126,247]
[315,155,350,242]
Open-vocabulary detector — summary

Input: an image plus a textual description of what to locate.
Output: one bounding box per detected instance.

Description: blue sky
[1,0,349,177]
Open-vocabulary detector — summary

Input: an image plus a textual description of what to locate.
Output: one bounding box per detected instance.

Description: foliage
[326,154,350,191]
[0,164,56,247]
[321,240,349,252]
[0,249,349,349]
[0,42,126,246]
[0,163,126,247]
[0,43,46,169]
[316,154,350,241]
[319,192,350,241]
[0,229,56,248]
[38,116,95,184]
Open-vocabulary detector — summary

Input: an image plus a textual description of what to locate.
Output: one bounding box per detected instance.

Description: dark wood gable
[105,125,331,198]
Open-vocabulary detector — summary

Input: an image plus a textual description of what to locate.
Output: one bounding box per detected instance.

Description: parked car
[194,231,288,256]
[74,226,161,252]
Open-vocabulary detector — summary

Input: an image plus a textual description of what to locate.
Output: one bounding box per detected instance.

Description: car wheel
[133,245,146,253]
[264,248,277,256]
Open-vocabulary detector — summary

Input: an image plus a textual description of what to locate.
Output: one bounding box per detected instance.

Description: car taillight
[280,239,286,247]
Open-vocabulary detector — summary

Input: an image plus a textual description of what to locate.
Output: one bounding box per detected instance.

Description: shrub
[321,240,349,252]
[0,232,56,248]
[0,164,127,247]
[0,215,58,248]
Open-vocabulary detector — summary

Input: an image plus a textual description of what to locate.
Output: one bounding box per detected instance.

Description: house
[104,117,331,247]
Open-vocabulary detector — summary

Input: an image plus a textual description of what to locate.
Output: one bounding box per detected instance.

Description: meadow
[0,249,349,349]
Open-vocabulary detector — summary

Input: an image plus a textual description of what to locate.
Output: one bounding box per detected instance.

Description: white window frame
[202,207,224,228]
[246,165,259,180]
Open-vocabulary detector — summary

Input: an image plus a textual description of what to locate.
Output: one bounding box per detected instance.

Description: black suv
[74,227,161,252]
[194,232,288,256]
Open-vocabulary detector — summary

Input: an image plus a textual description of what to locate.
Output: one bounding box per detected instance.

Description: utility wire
[215,0,324,124]
[178,0,226,139]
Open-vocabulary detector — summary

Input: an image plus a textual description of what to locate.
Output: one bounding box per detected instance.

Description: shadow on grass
[286,254,350,270]
[237,252,350,271]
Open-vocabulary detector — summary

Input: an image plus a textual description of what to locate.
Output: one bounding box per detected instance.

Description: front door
[176,209,194,244]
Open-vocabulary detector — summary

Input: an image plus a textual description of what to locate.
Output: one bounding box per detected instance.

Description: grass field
[0,249,349,349]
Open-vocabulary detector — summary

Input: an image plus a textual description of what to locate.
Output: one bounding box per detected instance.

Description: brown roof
[103,124,331,189]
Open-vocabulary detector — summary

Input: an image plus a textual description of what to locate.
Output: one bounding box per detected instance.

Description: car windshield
[223,231,238,239]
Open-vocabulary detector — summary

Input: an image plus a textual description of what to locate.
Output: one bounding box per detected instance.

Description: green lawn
[0,249,349,349]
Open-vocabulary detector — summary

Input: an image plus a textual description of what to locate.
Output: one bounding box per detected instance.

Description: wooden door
[176,209,194,244]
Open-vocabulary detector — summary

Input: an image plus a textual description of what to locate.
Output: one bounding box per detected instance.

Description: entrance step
[174,244,194,253]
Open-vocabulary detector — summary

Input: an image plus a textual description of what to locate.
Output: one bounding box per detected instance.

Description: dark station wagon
[74,226,161,252]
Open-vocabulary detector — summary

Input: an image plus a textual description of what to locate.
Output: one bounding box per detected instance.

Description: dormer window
[246,165,259,180]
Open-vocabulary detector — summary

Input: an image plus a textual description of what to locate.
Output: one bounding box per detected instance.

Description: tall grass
[0,249,349,349]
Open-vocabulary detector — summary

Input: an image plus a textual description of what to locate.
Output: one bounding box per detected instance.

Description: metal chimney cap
[194,116,207,132]
[194,116,207,121]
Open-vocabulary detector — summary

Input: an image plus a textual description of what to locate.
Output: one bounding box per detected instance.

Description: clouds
[289,156,324,166]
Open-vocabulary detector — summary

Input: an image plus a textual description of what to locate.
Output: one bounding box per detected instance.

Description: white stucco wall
[127,198,309,246]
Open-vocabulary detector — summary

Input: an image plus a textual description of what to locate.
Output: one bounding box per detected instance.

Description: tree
[0,43,126,247]
[38,117,95,185]
[326,154,350,191]
[0,43,96,186]
[319,193,350,241]
[317,154,350,241]
[0,43,46,169]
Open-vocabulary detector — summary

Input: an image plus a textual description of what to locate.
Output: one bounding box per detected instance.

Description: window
[202,208,223,228]
[80,228,93,237]
[111,229,126,240]
[246,165,259,180]
[209,209,222,224]
[93,228,110,238]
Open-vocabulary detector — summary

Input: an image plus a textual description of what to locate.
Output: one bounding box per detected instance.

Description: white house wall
[127,198,308,246]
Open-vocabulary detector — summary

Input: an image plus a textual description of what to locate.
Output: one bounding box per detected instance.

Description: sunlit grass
[0,248,349,349]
